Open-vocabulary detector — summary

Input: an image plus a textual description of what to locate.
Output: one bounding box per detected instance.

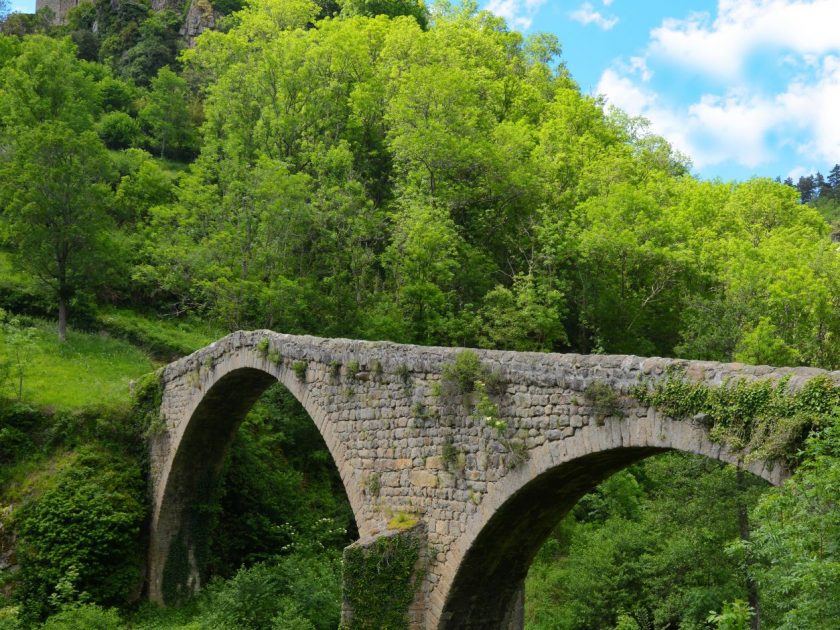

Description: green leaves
[633,371,840,467]
[748,411,840,628]
[0,36,99,132]
[15,448,145,624]
[0,120,117,339]
[526,455,765,630]
[139,67,197,159]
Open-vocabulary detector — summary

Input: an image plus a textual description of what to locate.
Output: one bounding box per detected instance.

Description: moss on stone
[341,527,424,629]
[133,369,165,437]
[632,370,840,467]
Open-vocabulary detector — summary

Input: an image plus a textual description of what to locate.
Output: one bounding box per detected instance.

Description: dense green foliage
[2,2,838,365]
[14,449,145,625]
[205,386,355,578]
[747,412,840,629]
[526,456,766,629]
[341,531,422,630]
[0,1,839,628]
[634,372,840,466]
[198,553,342,629]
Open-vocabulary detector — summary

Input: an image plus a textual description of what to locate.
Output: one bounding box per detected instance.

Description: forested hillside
[0,0,838,628]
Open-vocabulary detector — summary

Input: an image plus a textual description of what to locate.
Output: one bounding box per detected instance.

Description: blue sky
[9,0,33,16]
[9,0,840,182]
[484,0,840,182]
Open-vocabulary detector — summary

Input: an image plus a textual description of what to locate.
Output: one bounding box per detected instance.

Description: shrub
[98,77,136,114]
[14,448,145,624]
[0,605,20,630]
[366,472,381,498]
[395,365,411,384]
[441,350,482,395]
[329,361,341,379]
[198,554,341,630]
[584,381,623,423]
[97,112,141,150]
[0,401,39,466]
[341,531,422,630]
[346,360,360,379]
[292,361,307,382]
[40,604,123,630]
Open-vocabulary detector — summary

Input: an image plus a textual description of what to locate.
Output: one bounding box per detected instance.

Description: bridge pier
[341,525,428,629]
[502,583,525,630]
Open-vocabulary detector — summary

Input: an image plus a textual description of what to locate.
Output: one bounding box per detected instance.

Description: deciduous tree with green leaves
[0,122,115,341]
[139,66,196,159]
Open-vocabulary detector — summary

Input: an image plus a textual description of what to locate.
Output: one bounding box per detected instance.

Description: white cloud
[485,0,547,30]
[602,0,614,5]
[776,55,840,163]
[570,2,619,31]
[595,1,840,173]
[628,56,652,82]
[650,0,840,79]
[787,165,815,181]
[597,55,840,170]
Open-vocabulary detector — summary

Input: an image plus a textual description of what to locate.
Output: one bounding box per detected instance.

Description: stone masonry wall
[151,331,840,628]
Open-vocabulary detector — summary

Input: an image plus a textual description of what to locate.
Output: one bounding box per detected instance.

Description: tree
[0,35,99,132]
[339,0,428,27]
[139,66,196,159]
[118,9,182,86]
[747,410,840,628]
[828,163,840,198]
[0,122,115,341]
[796,174,815,203]
[815,171,831,198]
[97,110,141,149]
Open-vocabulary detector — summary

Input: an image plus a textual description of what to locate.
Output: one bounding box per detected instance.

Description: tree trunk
[58,298,67,343]
[737,468,761,629]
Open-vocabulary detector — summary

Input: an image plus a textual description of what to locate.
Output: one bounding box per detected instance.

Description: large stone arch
[147,336,365,605]
[429,414,782,629]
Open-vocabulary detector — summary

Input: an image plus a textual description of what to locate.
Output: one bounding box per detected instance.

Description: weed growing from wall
[133,369,165,437]
[633,369,840,467]
[439,351,526,468]
[396,365,411,386]
[471,380,507,432]
[370,360,383,379]
[256,337,270,358]
[292,361,307,382]
[365,472,381,498]
[584,381,623,424]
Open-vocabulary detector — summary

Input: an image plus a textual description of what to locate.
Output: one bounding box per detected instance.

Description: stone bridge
[147,331,835,629]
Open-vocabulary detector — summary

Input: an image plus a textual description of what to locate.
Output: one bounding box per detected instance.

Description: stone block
[411,470,439,488]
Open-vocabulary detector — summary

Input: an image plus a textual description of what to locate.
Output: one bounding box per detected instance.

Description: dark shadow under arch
[150,366,355,604]
[438,447,769,629]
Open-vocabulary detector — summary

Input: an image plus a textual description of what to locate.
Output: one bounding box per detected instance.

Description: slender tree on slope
[0,122,114,341]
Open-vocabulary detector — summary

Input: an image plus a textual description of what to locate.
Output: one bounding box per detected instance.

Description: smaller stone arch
[430,413,784,629]
[147,334,365,604]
